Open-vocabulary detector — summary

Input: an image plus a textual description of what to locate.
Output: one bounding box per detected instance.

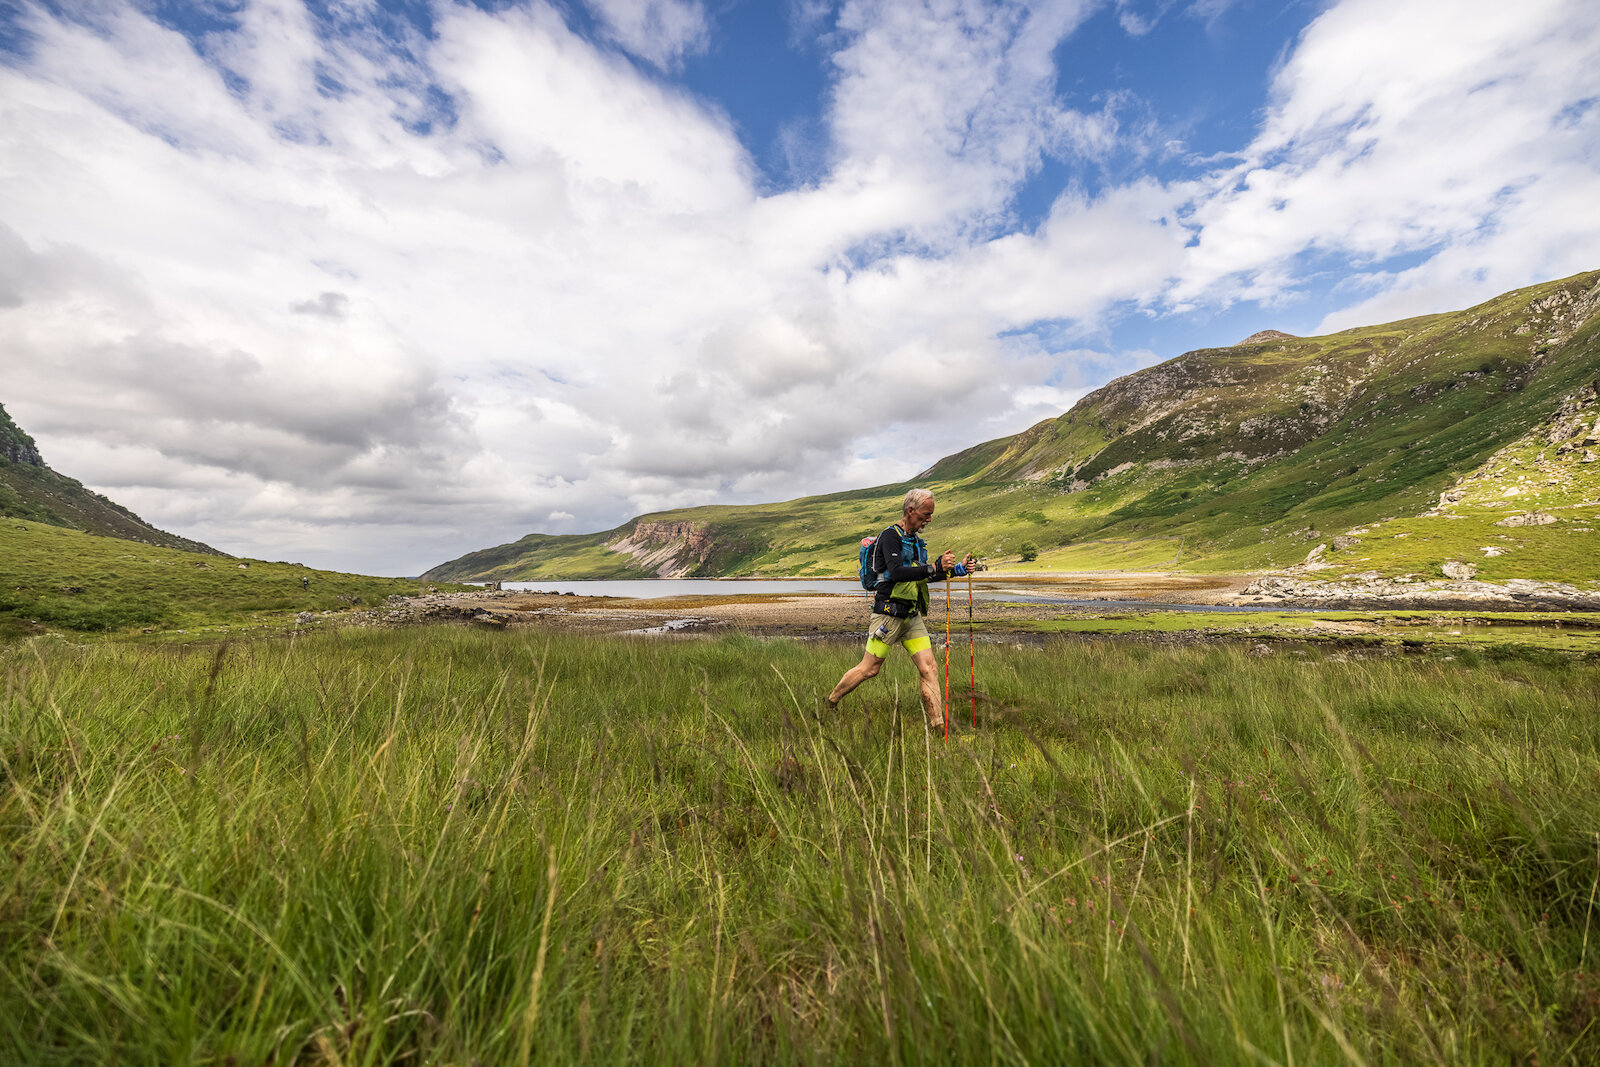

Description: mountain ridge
[424,270,1600,584]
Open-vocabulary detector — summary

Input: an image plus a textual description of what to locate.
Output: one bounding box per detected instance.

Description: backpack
[858,536,880,591]
[858,526,926,591]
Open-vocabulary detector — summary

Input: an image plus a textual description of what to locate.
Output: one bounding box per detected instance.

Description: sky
[1,0,1597,576]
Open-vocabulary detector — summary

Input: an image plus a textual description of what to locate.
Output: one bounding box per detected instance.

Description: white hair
[902,488,934,515]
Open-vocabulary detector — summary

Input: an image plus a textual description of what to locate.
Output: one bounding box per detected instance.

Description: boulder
[1441,561,1477,580]
[1493,511,1558,527]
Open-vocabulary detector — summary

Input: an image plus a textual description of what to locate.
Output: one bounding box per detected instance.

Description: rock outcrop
[1236,330,1300,346]
[0,405,44,466]
[1242,574,1600,611]
[305,590,521,628]
[1494,511,1558,527]
[607,520,718,577]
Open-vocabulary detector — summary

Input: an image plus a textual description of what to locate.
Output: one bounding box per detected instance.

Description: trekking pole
[943,576,952,740]
[967,569,976,727]
[943,579,952,703]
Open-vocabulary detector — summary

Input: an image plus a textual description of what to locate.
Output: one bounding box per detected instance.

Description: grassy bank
[0,520,458,638]
[4,628,1599,1063]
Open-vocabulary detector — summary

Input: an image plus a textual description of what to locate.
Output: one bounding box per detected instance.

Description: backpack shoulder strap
[902,527,926,566]
[876,524,903,575]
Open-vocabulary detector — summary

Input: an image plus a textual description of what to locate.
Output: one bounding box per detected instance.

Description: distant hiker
[301,576,309,590]
[828,488,976,731]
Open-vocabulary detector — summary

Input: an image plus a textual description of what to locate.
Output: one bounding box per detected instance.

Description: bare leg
[828,652,883,707]
[911,648,945,729]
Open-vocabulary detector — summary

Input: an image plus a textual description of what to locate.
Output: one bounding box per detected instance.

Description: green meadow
[5,627,1599,1064]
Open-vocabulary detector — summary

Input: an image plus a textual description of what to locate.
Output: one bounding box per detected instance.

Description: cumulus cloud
[1177,0,1600,316]
[584,0,711,69]
[0,0,1595,574]
[290,291,349,318]
[824,0,1099,244]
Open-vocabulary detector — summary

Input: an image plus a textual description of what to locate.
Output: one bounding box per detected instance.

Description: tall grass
[3,629,1598,1064]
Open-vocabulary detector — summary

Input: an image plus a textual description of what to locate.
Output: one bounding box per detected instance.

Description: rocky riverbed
[299,574,1250,639]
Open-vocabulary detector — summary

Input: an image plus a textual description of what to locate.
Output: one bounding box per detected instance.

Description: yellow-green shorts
[865,611,931,658]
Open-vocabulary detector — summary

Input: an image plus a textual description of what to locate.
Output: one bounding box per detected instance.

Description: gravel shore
[366,572,1259,639]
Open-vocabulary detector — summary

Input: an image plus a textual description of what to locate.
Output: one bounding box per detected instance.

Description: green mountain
[0,401,222,555]
[424,270,1600,583]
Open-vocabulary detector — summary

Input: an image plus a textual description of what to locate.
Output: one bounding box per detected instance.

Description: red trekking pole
[967,570,976,726]
[942,577,951,740]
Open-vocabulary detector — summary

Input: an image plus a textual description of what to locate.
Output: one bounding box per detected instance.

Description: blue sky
[1,0,1597,573]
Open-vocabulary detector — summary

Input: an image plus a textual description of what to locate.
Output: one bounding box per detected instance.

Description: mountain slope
[0,518,441,637]
[0,402,223,555]
[1262,376,1600,588]
[425,270,1600,582]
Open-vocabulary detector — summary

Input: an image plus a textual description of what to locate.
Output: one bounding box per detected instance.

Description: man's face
[904,497,935,534]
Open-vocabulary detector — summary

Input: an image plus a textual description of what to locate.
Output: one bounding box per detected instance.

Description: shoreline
[338,576,1600,654]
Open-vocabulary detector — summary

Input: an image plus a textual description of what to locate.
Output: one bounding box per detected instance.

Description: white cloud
[1,0,1595,575]
[824,0,1099,244]
[1186,0,1242,24]
[436,3,747,214]
[8,0,1076,571]
[1174,0,1600,316]
[584,0,711,69]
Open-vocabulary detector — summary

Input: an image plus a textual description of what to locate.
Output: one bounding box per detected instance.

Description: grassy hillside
[426,271,1600,582]
[0,402,222,555]
[1285,404,1600,584]
[421,529,645,580]
[0,519,451,638]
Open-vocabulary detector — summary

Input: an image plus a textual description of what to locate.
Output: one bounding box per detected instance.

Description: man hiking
[827,488,976,731]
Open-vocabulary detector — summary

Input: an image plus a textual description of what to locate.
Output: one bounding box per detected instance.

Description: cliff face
[0,403,44,467]
[0,401,226,556]
[606,521,719,577]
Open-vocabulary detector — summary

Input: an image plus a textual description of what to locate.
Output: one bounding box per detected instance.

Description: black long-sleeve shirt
[871,524,949,612]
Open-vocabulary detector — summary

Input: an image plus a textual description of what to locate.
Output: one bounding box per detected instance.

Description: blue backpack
[858,527,925,591]
[858,536,880,591]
